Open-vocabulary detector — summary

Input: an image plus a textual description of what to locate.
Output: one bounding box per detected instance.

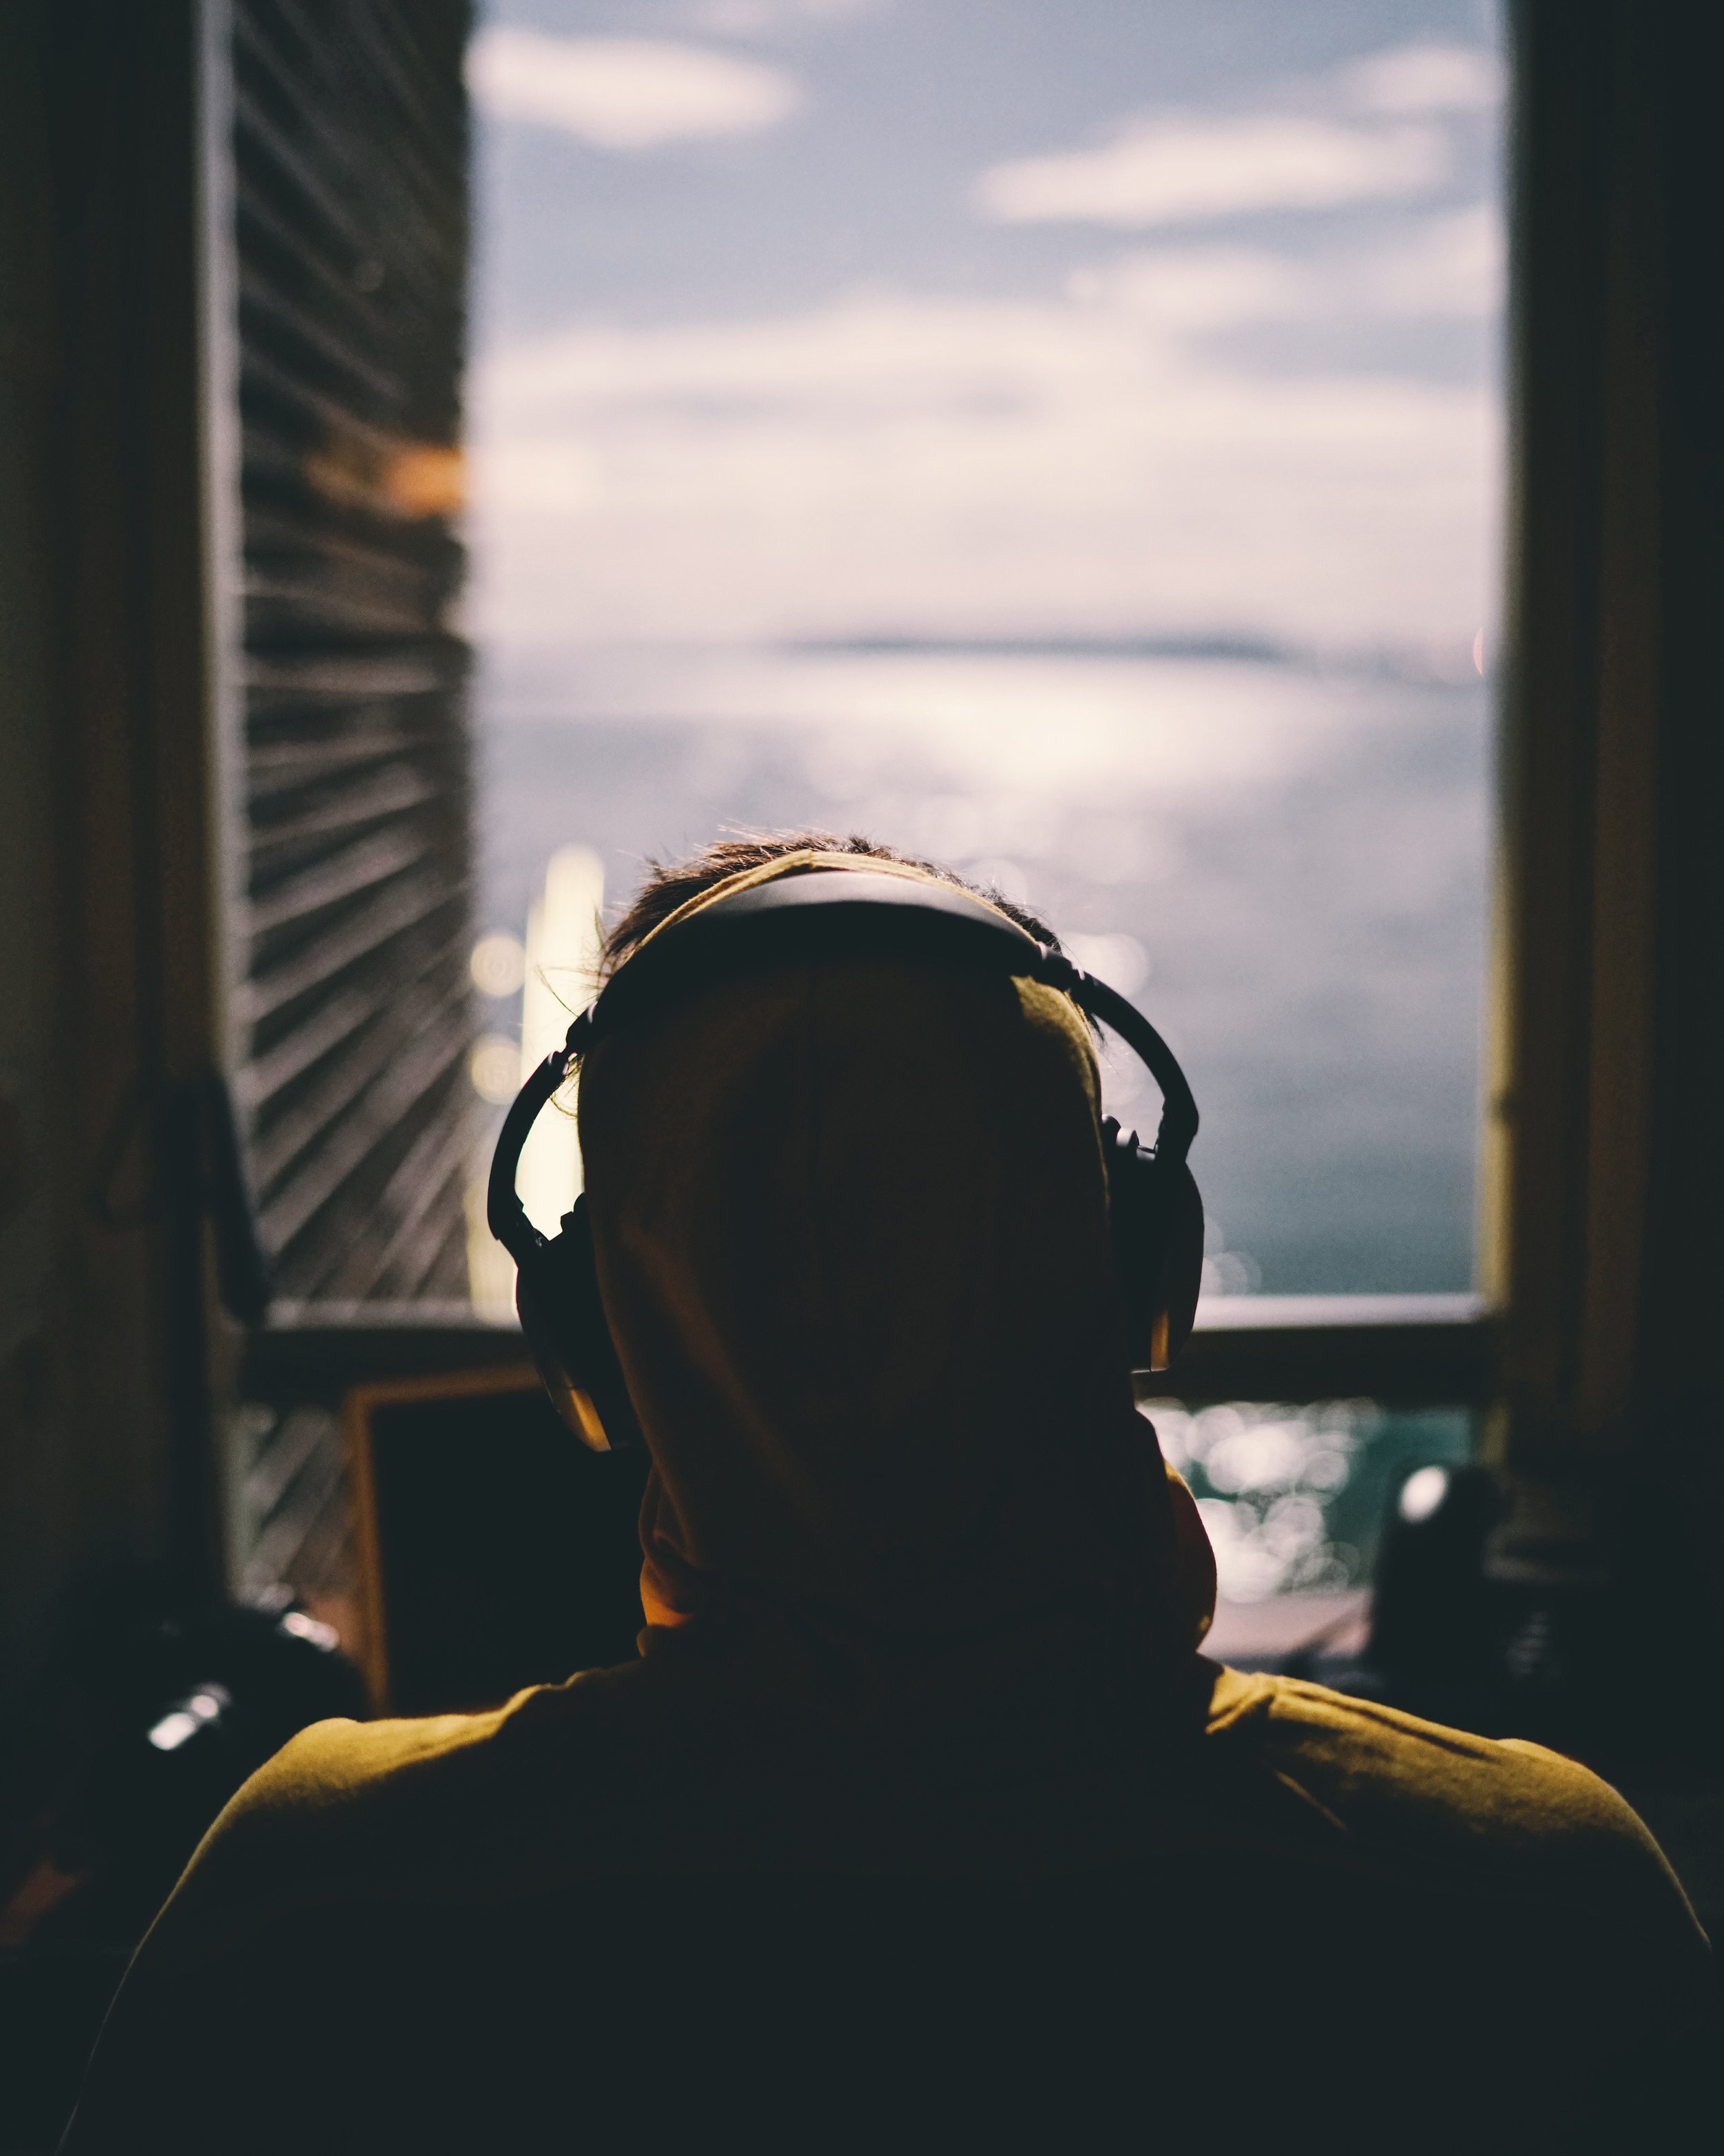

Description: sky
[463,0,1505,654]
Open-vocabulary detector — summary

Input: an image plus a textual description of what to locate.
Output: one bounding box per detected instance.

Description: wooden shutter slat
[230,0,474,1307]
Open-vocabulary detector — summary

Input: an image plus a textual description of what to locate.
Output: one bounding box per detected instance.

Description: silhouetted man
[64,838,1718,2153]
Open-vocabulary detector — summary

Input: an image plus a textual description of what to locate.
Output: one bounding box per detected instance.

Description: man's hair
[601,831,1063,975]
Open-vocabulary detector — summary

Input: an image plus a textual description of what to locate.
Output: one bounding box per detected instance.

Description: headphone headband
[488,866,1198,1268]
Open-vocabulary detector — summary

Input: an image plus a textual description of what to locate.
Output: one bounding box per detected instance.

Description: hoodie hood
[577,855,1214,1773]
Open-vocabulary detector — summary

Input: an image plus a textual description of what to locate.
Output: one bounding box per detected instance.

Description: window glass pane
[465,1,1505,1297]
[1139,1396,1475,1659]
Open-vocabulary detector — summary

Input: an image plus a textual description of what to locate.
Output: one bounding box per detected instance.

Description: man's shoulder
[233,1704,482,1806]
[227,1695,518,1822]
[206,1687,537,1863]
[1203,1660,1694,1910]
[146,1670,630,1969]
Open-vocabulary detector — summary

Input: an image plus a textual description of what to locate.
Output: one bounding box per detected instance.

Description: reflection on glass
[1143,1397,1474,1615]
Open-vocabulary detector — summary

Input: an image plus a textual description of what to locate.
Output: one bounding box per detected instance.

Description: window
[464,1,1505,1303]
[230,1,1508,1638]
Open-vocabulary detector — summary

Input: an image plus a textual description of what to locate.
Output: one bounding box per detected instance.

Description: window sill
[244,1294,1492,1406]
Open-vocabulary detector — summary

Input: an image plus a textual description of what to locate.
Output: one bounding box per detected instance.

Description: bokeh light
[471,932,527,998]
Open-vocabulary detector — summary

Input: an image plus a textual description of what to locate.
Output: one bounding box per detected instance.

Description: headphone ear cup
[1152,1161,1205,1370]
[513,1195,643,1451]
[1103,1119,1205,1373]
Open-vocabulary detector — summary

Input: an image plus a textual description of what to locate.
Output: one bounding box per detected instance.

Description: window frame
[221,0,1692,1599]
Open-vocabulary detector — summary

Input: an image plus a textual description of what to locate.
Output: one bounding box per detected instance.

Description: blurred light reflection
[1144,1397,1471,1604]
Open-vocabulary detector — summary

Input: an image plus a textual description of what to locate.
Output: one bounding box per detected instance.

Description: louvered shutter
[230,0,477,1312]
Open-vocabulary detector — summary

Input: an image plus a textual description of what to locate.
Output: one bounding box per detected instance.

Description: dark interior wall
[1635,0,1724,1659]
[0,0,67,1732]
[0,0,481,1753]
[1638,7,1724,1484]
[0,1,230,1739]
[1492,0,1724,1639]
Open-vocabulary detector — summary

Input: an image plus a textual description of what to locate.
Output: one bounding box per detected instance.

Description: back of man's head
[576,830,1211,1688]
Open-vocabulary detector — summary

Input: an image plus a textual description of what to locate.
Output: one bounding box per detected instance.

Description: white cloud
[1072,209,1504,327]
[1066,250,1306,330]
[972,39,1501,231]
[1342,41,1505,116]
[1353,204,1504,317]
[689,0,876,31]
[466,28,799,150]
[975,112,1446,228]
[467,264,1499,652]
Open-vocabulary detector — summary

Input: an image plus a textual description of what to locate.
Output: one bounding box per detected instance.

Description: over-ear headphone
[488,864,1203,1450]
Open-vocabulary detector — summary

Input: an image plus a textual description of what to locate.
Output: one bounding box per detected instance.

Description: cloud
[465,28,798,149]
[467,244,1500,654]
[1065,249,1306,330]
[688,0,876,32]
[1070,209,1504,327]
[972,41,1500,230]
[1349,203,1503,317]
[975,113,1445,229]
[1342,41,1505,116]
